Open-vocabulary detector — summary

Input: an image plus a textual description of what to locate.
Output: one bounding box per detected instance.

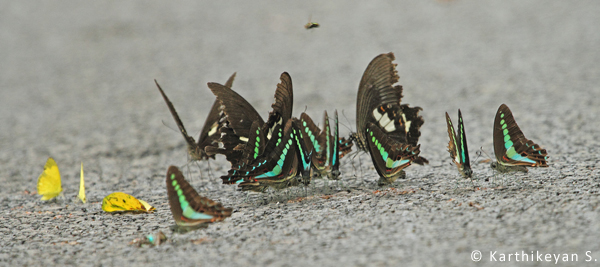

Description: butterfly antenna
[479,146,493,161]
[472,149,483,164]
[161,120,179,134]
[341,109,354,133]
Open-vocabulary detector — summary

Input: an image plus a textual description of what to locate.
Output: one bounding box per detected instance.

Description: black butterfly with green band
[445,109,473,178]
[299,110,352,180]
[491,104,548,173]
[166,166,232,231]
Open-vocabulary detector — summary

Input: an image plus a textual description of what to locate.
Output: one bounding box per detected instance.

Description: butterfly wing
[78,162,86,203]
[355,53,404,149]
[355,53,427,166]
[37,157,62,201]
[493,104,548,167]
[365,123,421,184]
[221,121,266,184]
[155,80,204,160]
[197,73,237,154]
[206,81,265,165]
[166,166,232,226]
[299,112,326,174]
[101,192,150,212]
[265,72,294,141]
[328,110,342,179]
[224,120,300,191]
[446,110,472,178]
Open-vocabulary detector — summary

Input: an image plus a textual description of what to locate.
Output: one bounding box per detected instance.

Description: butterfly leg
[206,160,215,180]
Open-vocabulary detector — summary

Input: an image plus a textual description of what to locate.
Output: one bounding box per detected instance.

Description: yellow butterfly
[37,157,63,201]
[78,162,86,203]
[102,192,155,213]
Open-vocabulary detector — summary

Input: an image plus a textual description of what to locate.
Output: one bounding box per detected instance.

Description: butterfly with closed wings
[490,104,548,173]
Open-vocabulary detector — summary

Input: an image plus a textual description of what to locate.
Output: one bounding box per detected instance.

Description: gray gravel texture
[1,1,599,266]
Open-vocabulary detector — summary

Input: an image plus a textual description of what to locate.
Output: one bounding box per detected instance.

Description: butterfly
[445,110,473,178]
[78,162,86,203]
[350,52,428,185]
[299,110,351,180]
[304,15,320,29]
[102,192,155,213]
[166,166,232,228]
[221,119,312,192]
[155,73,236,162]
[37,157,63,201]
[491,104,548,172]
[213,72,312,190]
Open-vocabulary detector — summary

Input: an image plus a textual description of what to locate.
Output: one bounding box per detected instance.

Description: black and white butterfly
[350,53,428,185]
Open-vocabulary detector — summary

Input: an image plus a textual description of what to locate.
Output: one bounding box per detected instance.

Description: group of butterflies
[35,52,549,230]
[155,52,549,229]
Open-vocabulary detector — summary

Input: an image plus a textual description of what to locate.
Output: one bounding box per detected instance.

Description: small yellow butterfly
[78,162,86,203]
[102,192,155,213]
[37,157,63,201]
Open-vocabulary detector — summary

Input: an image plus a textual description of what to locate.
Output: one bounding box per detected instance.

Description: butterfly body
[491,104,548,172]
[166,166,232,227]
[445,110,472,178]
[37,157,63,201]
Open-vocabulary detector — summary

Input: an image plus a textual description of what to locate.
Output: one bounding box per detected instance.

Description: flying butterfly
[166,166,232,228]
[350,52,428,185]
[445,110,473,178]
[155,73,236,162]
[491,104,548,173]
[37,157,63,201]
[304,16,320,29]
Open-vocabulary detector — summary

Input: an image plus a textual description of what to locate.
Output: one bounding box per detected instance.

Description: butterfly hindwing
[365,123,421,185]
[166,166,232,227]
[492,104,548,171]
